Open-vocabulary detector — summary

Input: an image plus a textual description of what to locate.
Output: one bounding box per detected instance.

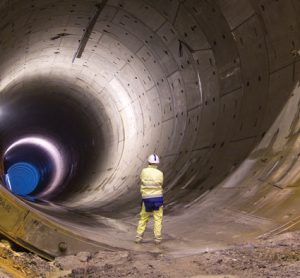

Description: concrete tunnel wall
[0,0,300,256]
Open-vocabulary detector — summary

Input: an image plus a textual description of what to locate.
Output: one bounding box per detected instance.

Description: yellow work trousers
[136,203,163,240]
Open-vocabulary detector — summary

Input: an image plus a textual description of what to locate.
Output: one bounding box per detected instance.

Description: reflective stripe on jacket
[140,165,163,199]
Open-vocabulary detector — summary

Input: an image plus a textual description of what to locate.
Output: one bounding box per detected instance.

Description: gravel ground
[0,240,55,277]
[0,231,300,277]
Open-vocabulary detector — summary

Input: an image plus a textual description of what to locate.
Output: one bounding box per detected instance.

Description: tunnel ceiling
[0,0,299,213]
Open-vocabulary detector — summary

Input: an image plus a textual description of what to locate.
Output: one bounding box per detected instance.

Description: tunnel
[0,0,300,259]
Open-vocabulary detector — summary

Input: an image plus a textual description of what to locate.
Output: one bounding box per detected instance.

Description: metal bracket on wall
[178,39,203,104]
[72,0,108,63]
[178,40,196,57]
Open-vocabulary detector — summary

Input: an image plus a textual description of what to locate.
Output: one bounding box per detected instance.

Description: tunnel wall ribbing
[0,0,299,257]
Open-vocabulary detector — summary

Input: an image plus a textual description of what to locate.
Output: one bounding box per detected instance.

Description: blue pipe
[3,144,55,197]
[5,162,41,196]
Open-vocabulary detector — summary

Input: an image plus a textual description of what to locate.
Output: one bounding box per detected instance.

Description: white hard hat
[148,154,160,164]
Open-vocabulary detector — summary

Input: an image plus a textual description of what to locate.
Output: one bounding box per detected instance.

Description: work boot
[135,235,143,244]
[154,238,162,245]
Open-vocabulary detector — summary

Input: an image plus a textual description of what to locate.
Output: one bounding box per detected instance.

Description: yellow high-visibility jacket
[140,165,164,199]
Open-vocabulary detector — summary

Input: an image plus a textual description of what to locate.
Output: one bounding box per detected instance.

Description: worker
[136,154,164,244]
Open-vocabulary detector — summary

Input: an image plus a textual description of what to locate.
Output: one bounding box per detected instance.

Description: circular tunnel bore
[0,79,106,201]
[0,0,300,255]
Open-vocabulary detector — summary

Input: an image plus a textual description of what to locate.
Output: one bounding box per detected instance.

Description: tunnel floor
[0,231,300,277]
[20,170,300,257]
[20,195,275,257]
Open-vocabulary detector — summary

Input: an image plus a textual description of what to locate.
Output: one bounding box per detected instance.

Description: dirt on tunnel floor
[0,231,299,278]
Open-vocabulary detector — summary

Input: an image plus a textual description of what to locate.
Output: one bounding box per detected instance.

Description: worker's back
[140,165,163,199]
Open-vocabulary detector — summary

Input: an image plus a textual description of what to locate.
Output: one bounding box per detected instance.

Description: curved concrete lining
[0,0,300,258]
